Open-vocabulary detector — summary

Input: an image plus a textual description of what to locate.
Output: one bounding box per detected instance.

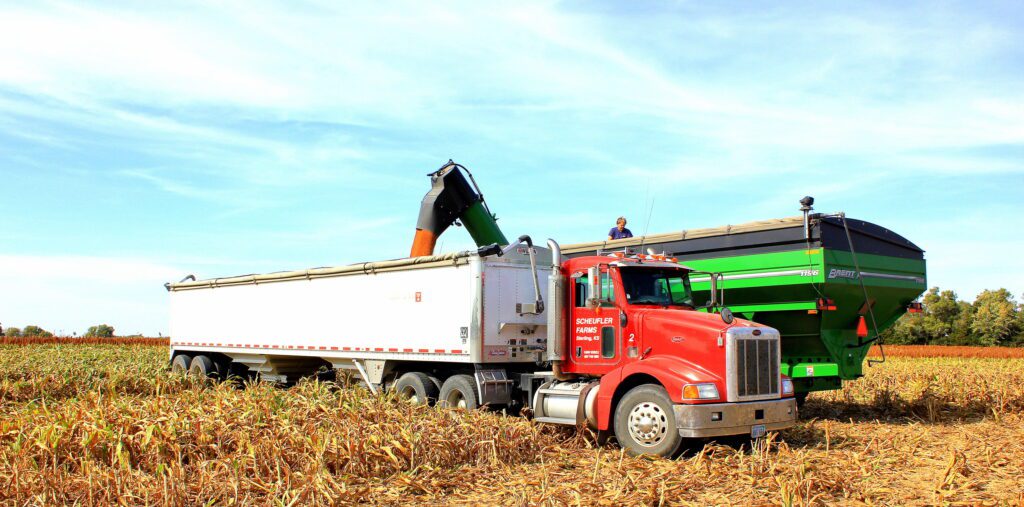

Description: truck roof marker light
[670,257,678,263]
[856,316,868,338]
[816,298,837,311]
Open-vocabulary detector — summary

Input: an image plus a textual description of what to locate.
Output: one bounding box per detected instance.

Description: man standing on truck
[607,216,633,240]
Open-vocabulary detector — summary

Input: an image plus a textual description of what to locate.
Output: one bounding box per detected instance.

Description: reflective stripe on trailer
[171,342,468,354]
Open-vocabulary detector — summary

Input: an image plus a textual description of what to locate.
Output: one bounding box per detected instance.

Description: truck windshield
[619,267,694,307]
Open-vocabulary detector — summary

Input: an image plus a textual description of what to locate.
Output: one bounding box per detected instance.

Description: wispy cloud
[1,1,1022,333]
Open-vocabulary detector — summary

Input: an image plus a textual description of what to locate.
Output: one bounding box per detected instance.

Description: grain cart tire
[438,374,479,410]
[795,392,809,408]
[394,372,440,405]
[171,354,192,375]
[613,384,683,458]
[188,355,217,379]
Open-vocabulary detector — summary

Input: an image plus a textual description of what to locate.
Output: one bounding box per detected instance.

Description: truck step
[534,416,578,426]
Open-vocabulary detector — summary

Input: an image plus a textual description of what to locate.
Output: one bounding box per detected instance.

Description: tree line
[883,287,1024,346]
[1,324,116,338]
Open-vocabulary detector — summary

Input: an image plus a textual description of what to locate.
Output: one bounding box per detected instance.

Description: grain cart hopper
[561,197,927,402]
[167,162,796,457]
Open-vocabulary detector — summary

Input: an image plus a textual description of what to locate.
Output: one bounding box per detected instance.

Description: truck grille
[736,338,779,397]
[727,328,781,401]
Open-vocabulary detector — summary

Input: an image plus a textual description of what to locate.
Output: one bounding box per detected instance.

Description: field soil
[1,343,1023,506]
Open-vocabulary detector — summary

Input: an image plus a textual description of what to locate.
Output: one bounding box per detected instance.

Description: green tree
[970,289,1020,346]
[881,311,927,344]
[21,325,53,338]
[84,324,115,338]
[1016,294,1024,345]
[3,326,21,337]
[918,287,974,344]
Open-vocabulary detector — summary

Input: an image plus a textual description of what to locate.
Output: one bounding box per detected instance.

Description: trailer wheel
[189,355,217,379]
[613,384,683,458]
[438,374,479,410]
[394,372,440,405]
[171,354,192,375]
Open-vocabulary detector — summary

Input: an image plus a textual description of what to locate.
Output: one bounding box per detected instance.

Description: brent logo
[827,268,859,279]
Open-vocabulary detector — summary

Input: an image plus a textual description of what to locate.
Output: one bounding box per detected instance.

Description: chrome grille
[736,337,779,398]
[725,328,781,402]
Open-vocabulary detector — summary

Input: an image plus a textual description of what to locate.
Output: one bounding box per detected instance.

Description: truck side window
[574,274,589,307]
[601,326,615,358]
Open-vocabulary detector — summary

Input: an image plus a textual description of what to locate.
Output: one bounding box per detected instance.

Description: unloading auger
[410,160,509,257]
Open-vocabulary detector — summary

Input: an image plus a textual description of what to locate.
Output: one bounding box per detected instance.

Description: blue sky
[1,1,1022,335]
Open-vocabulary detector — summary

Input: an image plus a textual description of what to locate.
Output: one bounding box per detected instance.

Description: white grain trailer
[168,242,553,408]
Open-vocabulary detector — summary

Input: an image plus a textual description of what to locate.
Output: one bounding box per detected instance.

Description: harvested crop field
[2,343,1023,506]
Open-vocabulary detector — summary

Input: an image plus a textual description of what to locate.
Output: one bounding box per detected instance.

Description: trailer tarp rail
[167,251,475,291]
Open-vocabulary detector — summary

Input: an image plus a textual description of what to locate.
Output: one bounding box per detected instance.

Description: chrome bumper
[672,398,797,438]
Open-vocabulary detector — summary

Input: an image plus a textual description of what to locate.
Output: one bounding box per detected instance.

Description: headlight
[682,383,719,400]
[782,378,794,395]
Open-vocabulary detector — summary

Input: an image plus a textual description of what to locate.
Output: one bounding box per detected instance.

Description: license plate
[751,424,767,439]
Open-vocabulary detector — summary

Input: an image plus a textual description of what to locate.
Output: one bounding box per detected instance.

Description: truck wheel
[795,392,809,408]
[189,355,217,379]
[171,354,192,375]
[613,384,683,458]
[394,372,440,405]
[438,374,479,410]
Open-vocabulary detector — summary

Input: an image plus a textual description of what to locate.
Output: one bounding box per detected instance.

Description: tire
[795,392,809,408]
[171,354,192,375]
[438,374,479,410]
[189,355,217,379]
[394,372,440,405]
[613,384,683,458]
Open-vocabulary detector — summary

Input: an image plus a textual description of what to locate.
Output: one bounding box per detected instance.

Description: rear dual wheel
[171,354,192,374]
[170,353,225,380]
[438,374,479,410]
[394,372,440,405]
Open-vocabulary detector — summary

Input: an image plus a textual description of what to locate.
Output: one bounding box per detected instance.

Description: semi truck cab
[531,244,797,456]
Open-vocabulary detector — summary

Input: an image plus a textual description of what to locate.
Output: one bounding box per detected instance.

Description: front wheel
[613,384,683,458]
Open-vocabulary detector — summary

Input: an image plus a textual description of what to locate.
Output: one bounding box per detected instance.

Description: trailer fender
[594,356,723,431]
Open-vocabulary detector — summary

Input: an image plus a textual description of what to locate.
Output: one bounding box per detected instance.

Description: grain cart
[562,197,927,402]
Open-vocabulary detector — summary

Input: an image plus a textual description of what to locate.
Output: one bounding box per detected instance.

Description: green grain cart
[561,198,927,400]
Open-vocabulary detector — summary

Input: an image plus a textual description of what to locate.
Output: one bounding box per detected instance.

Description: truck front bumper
[673,398,797,438]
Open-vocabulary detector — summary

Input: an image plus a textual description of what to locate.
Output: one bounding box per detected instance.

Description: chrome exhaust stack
[545,239,573,381]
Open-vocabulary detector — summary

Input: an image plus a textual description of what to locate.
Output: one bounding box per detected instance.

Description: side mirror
[720,307,734,324]
[587,266,600,309]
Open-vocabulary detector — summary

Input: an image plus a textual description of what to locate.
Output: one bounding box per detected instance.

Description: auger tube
[410,161,508,257]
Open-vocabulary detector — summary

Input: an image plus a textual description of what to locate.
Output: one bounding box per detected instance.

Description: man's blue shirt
[608,227,633,239]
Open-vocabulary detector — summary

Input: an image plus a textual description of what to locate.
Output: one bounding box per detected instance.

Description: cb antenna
[637,179,655,256]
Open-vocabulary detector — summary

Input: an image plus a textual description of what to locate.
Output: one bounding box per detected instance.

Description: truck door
[569,266,620,372]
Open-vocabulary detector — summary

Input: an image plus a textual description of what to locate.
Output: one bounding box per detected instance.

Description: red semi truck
[169,238,797,457]
[168,163,796,457]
